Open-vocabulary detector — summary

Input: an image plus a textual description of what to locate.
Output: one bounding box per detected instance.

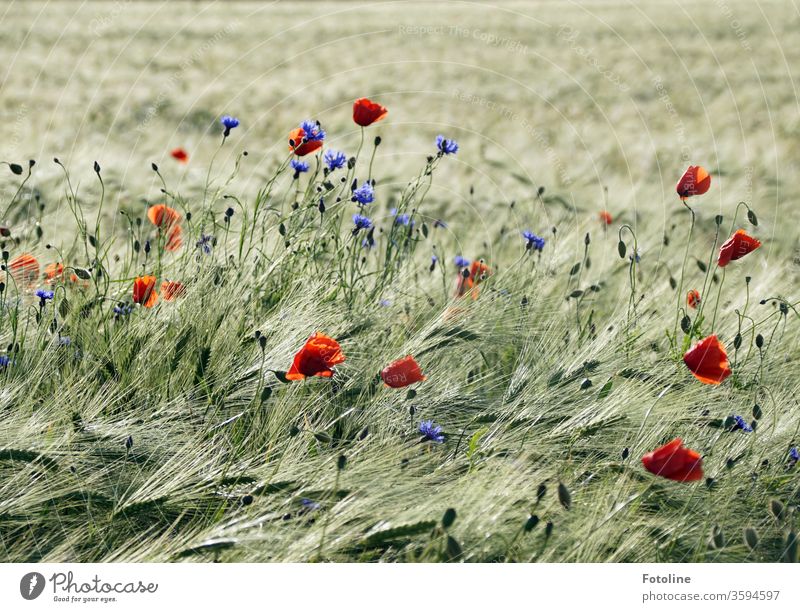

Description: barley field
[0,0,799,563]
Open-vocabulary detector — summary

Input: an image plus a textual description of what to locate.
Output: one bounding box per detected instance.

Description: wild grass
[1,1,800,562]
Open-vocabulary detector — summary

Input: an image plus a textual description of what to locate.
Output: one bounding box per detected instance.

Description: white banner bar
[0,563,795,611]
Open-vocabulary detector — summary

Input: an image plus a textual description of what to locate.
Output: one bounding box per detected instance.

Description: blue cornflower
[197,234,214,255]
[220,115,239,137]
[35,289,54,302]
[58,336,71,346]
[730,415,753,432]
[290,159,309,176]
[433,219,448,229]
[790,447,799,462]
[300,498,321,512]
[395,213,411,226]
[435,135,459,155]
[0,355,10,369]
[300,120,325,142]
[379,299,391,307]
[522,230,546,252]
[352,214,372,232]
[454,255,470,268]
[352,181,374,205]
[323,149,347,171]
[419,420,445,443]
[113,304,134,317]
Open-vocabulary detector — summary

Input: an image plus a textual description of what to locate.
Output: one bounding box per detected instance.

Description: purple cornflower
[790,447,799,462]
[35,289,54,302]
[395,213,411,226]
[352,181,374,205]
[352,214,372,232]
[290,159,309,177]
[419,420,445,443]
[300,120,325,142]
[454,255,470,268]
[522,230,545,252]
[220,115,239,137]
[435,135,459,155]
[0,355,10,369]
[197,234,214,255]
[113,304,134,317]
[430,254,438,272]
[730,415,753,432]
[323,149,347,171]
[433,219,448,229]
[300,498,321,512]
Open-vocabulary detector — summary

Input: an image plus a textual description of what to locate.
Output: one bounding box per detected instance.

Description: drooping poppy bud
[683,334,731,385]
[352,97,388,127]
[687,289,701,309]
[676,165,711,199]
[717,229,761,267]
[286,332,345,380]
[380,355,426,388]
[642,438,703,482]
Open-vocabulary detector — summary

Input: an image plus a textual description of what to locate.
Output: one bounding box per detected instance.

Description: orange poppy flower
[353,97,388,127]
[147,204,181,229]
[676,165,711,199]
[380,355,426,388]
[717,229,761,267]
[8,253,39,287]
[160,280,185,301]
[286,332,345,381]
[132,275,158,308]
[44,262,65,283]
[641,438,703,482]
[165,224,183,252]
[170,147,189,163]
[683,335,731,385]
[288,127,323,157]
[599,210,613,225]
[686,289,701,309]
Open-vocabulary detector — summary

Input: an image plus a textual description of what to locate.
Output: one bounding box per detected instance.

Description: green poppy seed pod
[442,508,457,529]
[756,334,764,348]
[745,276,751,284]
[558,482,571,510]
[29,159,35,168]
[714,214,723,226]
[524,515,539,532]
[337,455,347,471]
[537,186,545,196]
[744,527,759,550]
[1,251,8,262]
[374,136,381,146]
[536,482,547,503]
[584,232,590,245]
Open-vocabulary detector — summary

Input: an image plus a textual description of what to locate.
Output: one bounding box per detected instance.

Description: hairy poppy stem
[710,268,726,330]
[673,203,695,351]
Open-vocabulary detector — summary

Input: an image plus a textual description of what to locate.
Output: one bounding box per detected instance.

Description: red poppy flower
[160,280,185,301]
[455,260,491,298]
[683,335,731,385]
[132,275,158,308]
[676,165,711,199]
[8,253,39,287]
[717,229,761,267]
[165,225,183,252]
[288,127,323,157]
[44,262,65,284]
[686,289,701,309]
[641,438,703,482]
[286,332,345,380]
[353,97,388,127]
[380,355,426,388]
[147,204,181,229]
[599,210,613,225]
[170,147,189,164]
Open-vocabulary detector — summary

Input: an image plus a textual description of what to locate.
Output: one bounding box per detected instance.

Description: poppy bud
[545,521,554,539]
[744,527,759,550]
[770,499,785,520]
[753,404,762,420]
[225,207,234,218]
[680,315,691,333]
[747,209,758,226]
[536,482,546,503]
[714,214,723,226]
[318,199,325,214]
[94,161,101,173]
[144,240,151,254]
[258,336,267,351]
[584,232,591,245]
[617,240,626,258]
[622,447,629,460]
[337,455,347,471]
[557,482,571,510]
[442,508,457,528]
[756,334,764,348]
[374,136,382,146]
[525,515,539,532]
[537,186,545,196]
[151,162,159,172]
